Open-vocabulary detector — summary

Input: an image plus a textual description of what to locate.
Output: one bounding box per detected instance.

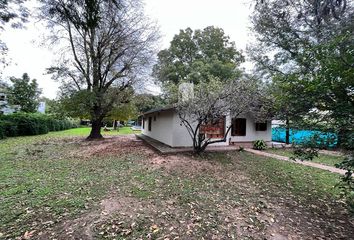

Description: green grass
[51,126,140,137]
[240,152,342,198]
[265,148,345,166]
[0,129,351,239]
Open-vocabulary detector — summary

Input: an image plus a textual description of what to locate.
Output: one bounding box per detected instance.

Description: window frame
[231,118,247,136]
[148,117,152,131]
[255,122,267,131]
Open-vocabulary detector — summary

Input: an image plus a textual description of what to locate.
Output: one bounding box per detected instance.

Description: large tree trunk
[285,118,290,145]
[87,119,103,140]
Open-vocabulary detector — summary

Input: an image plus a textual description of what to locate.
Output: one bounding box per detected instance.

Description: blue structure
[272,127,337,147]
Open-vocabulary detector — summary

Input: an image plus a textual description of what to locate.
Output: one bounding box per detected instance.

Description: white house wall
[229,114,272,143]
[172,113,230,147]
[142,110,174,146]
[142,110,272,148]
[172,112,194,147]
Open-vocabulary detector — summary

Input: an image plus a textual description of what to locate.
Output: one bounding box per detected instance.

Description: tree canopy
[7,73,41,113]
[153,26,244,102]
[250,0,354,211]
[249,0,354,148]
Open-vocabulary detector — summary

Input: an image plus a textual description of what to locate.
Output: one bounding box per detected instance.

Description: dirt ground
[14,136,354,239]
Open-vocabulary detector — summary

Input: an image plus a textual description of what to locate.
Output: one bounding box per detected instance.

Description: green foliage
[292,147,319,161]
[336,154,354,213]
[108,102,138,122]
[153,26,244,102]
[250,1,354,211]
[253,140,267,150]
[134,93,165,114]
[0,113,77,139]
[59,90,94,119]
[7,73,42,113]
[290,134,321,161]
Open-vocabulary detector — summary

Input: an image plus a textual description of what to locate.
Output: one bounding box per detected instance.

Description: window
[200,116,225,139]
[148,117,152,131]
[232,118,246,136]
[142,118,145,129]
[255,122,267,131]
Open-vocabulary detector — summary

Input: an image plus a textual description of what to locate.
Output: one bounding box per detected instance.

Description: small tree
[7,73,42,113]
[177,77,272,153]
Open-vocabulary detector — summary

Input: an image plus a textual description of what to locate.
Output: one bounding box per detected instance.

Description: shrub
[0,121,7,139]
[0,120,18,138]
[253,139,267,150]
[0,113,77,139]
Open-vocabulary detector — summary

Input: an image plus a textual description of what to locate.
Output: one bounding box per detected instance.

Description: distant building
[0,91,20,115]
[0,88,45,115]
[37,102,46,114]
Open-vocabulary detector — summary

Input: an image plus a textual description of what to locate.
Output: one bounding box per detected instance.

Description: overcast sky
[1,0,254,99]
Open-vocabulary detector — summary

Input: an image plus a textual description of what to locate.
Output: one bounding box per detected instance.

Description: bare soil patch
[69,135,153,159]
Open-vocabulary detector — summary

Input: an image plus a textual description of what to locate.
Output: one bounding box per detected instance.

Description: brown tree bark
[87,118,103,140]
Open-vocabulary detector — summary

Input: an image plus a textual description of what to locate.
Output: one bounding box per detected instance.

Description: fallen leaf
[23,230,36,239]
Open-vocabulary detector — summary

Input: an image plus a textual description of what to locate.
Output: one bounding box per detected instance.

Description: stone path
[319,149,344,156]
[244,148,347,175]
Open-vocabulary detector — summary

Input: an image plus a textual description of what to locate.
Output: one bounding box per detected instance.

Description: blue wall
[272,127,337,147]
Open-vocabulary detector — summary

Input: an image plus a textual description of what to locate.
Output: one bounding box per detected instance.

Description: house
[141,106,272,148]
[0,87,45,115]
[141,82,272,149]
[0,90,19,115]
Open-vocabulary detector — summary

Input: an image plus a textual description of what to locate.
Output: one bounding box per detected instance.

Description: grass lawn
[0,130,353,239]
[265,148,345,167]
[53,126,140,137]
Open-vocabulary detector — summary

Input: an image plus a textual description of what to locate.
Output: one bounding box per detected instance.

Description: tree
[0,0,28,68]
[40,0,158,139]
[153,26,244,102]
[7,73,41,113]
[108,102,138,123]
[177,78,273,153]
[250,0,354,211]
[0,0,28,26]
[249,0,354,148]
[134,93,165,114]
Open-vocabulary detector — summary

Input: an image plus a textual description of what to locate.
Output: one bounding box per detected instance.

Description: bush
[0,120,18,138]
[0,113,77,139]
[253,139,267,150]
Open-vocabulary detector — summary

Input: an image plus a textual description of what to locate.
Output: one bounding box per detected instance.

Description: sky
[1,0,254,99]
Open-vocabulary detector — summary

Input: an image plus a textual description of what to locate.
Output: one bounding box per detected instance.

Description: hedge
[0,113,78,139]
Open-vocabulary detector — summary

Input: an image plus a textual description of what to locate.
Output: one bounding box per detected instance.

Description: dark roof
[143,105,176,115]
